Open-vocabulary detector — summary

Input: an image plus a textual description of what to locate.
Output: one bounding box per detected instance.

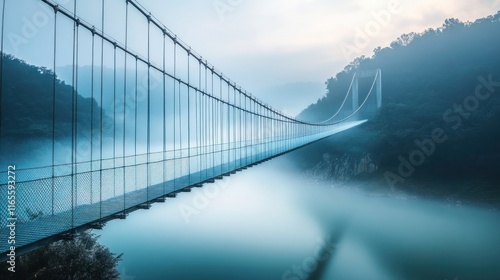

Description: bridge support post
[352,69,382,112]
[352,76,359,112]
[376,69,382,109]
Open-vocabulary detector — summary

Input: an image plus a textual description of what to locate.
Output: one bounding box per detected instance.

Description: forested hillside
[1,54,102,141]
[295,12,500,204]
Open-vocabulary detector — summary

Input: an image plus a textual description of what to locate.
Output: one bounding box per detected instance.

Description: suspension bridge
[0,0,381,258]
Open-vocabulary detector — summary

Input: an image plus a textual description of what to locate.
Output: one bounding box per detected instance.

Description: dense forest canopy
[295,12,500,201]
[0,53,103,141]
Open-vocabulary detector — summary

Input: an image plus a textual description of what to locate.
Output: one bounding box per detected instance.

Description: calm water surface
[98,154,500,280]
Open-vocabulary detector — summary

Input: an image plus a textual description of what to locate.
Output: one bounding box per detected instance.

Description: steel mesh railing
[0,0,376,256]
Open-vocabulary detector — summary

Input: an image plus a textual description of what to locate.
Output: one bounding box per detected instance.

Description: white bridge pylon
[352,69,382,112]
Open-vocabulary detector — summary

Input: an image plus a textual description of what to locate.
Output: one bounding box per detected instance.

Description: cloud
[7,0,500,108]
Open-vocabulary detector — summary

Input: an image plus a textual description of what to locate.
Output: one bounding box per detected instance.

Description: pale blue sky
[136,0,500,113]
[3,0,500,114]
[135,0,500,87]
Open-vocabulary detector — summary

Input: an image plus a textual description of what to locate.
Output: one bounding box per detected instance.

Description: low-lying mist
[97,151,500,280]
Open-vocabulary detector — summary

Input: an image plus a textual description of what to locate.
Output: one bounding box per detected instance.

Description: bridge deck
[1,157,246,253]
[0,120,367,257]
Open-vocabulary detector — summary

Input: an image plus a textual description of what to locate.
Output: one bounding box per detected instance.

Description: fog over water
[2,1,500,279]
[97,147,500,280]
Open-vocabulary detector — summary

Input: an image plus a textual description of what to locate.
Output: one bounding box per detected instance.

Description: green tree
[0,231,122,280]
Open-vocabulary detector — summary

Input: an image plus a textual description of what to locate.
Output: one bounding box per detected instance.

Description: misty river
[98,149,500,280]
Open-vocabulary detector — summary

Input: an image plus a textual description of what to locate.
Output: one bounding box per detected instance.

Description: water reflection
[97,155,500,280]
[303,186,500,280]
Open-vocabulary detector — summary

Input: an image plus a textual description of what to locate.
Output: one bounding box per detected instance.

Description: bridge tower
[352,69,382,112]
